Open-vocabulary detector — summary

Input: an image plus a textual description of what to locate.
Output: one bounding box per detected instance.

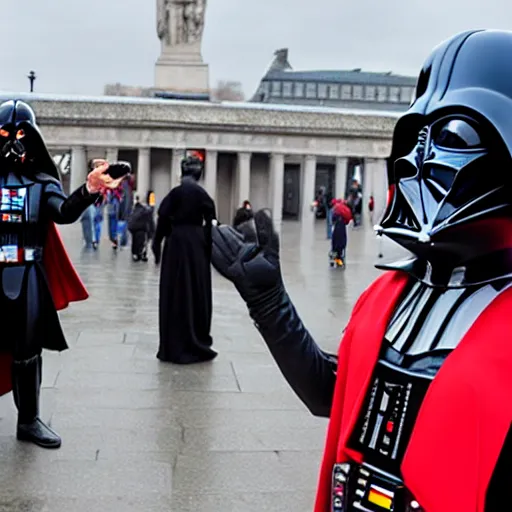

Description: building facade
[0,93,399,230]
[251,49,417,112]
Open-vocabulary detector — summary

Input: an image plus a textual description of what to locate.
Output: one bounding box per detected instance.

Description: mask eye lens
[16,130,24,140]
[0,129,9,138]
[434,120,482,150]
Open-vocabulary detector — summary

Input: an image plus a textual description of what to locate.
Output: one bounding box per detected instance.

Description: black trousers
[131,230,147,257]
[0,265,43,361]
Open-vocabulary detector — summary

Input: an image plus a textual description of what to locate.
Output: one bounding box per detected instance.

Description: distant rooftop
[261,47,416,86]
[264,68,417,87]
[251,48,418,111]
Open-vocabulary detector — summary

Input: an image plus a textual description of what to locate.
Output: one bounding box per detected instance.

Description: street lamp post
[28,71,36,93]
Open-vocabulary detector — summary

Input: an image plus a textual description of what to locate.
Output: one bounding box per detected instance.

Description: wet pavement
[0,219,404,512]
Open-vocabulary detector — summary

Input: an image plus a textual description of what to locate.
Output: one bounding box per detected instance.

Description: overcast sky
[1,0,511,98]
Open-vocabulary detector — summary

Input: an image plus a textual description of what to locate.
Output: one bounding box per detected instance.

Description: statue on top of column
[157,0,207,49]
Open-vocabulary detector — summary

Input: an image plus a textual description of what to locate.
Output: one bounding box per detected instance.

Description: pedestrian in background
[128,196,154,262]
[233,200,253,228]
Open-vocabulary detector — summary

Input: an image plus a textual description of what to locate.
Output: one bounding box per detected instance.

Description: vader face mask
[0,100,38,164]
[377,30,512,285]
[0,99,58,178]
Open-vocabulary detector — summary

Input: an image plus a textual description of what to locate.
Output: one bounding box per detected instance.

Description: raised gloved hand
[211,210,337,418]
[211,210,283,315]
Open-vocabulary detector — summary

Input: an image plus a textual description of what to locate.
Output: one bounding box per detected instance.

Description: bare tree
[211,80,245,101]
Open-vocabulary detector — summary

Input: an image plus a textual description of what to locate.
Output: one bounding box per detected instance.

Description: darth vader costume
[210,30,512,512]
[0,100,98,449]
[152,155,217,364]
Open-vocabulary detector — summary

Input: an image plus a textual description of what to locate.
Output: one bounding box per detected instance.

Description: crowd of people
[80,159,134,250]
[80,159,156,261]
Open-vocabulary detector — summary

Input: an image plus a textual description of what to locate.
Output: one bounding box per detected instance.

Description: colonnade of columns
[67,145,387,229]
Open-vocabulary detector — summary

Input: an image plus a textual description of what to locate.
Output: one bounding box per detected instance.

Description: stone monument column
[335,156,349,199]
[204,150,218,201]
[70,146,88,193]
[237,152,251,206]
[171,148,185,188]
[155,0,210,94]
[301,155,317,224]
[270,153,285,234]
[137,148,151,202]
[105,148,118,163]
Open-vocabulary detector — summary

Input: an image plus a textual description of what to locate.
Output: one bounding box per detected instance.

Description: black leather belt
[331,462,424,512]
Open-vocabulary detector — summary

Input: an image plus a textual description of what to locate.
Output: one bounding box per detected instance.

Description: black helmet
[181,155,203,181]
[377,30,512,285]
[0,99,59,179]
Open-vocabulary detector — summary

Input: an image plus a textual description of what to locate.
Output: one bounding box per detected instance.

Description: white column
[136,148,151,202]
[237,152,251,206]
[270,153,285,233]
[366,158,389,222]
[335,156,349,199]
[301,155,317,223]
[205,150,218,201]
[105,147,118,163]
[171,148,184,189]
[70,146,88,192]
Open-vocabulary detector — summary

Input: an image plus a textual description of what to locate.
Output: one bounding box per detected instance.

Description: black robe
[152,177,217,364]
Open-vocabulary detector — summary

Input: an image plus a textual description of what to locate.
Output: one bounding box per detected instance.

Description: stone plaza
[0,220,402,512]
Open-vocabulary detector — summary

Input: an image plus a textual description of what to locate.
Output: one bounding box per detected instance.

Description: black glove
[212,211,282,312]
[211,210,337,418]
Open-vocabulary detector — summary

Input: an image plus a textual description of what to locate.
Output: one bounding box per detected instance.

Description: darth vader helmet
[377,30,512,286]
[0,99,59,179]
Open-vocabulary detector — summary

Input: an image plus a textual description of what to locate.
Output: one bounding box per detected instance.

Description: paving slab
[0,221,404,510]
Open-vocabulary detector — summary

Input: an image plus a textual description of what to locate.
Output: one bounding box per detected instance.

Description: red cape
[315,271,512,512]
[0,222,88,396]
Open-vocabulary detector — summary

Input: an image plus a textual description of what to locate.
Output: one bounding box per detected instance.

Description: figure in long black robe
[152,156,217,364]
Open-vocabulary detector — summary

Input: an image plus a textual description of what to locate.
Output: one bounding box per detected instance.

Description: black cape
[152,177,217,364]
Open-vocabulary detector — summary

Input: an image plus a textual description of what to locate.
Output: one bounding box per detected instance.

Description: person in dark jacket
[128,196,154,262]
[233,200,253,228]
[329,200,352,268]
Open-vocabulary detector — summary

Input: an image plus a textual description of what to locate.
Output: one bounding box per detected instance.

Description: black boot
[12,355,61,449]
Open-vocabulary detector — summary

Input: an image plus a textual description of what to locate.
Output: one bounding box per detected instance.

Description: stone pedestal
[155,42,209,94]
